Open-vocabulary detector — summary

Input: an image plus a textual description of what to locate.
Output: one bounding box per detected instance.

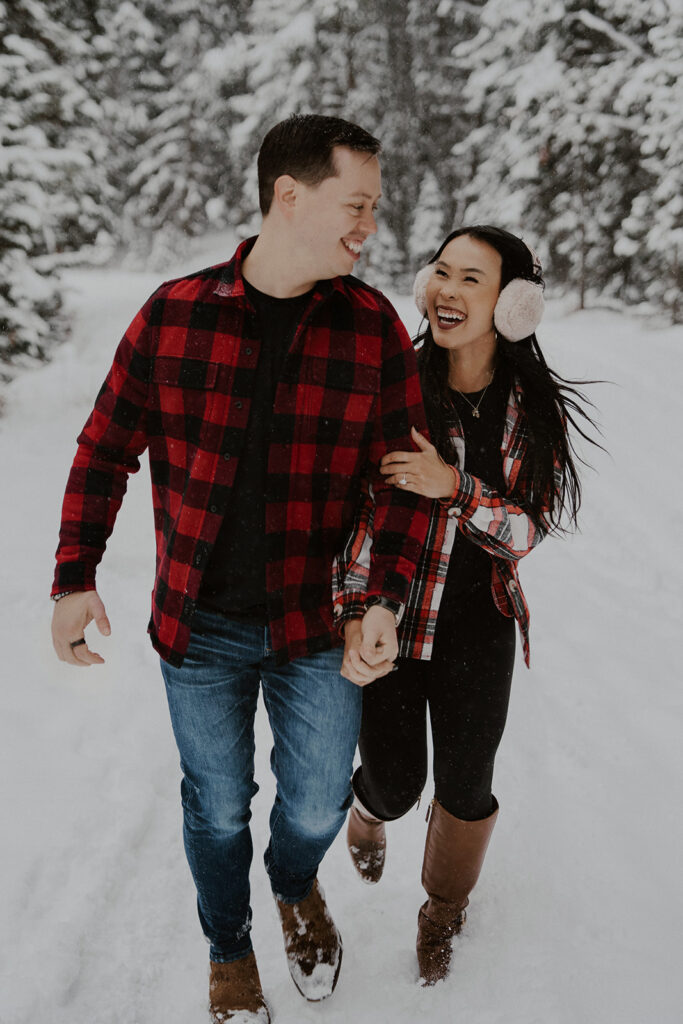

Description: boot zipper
[425,797,435,823]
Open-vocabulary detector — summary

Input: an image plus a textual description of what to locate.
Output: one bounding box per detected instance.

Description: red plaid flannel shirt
[332,377,561,667]
[52,238,431,666]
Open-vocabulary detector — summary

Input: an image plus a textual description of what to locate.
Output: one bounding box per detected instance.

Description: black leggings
[355,583,516,823]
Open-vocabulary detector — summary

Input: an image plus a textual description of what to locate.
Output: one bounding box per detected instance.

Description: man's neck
[242,230,320,298]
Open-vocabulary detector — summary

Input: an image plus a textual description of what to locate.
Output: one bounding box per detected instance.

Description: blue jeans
[160,607,361,963]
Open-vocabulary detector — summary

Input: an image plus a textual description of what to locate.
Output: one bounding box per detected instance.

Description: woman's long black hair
[417,225,599,530]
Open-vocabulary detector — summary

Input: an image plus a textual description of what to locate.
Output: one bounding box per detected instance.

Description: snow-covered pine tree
[99,0,246,269]
[293,0,399,287]
[406,0,483,254]
[210,0,319,239]
[408,169,446,267]
[0,0,109,365]
[308,0,364,119]
[210,0,422,287]
[443,0,558,277]
[3,0,680,372]
[89,0,167,265]
[521,1,655,308]
[341,0,419,288]
[450,0,669,311]
[614,2,683,322]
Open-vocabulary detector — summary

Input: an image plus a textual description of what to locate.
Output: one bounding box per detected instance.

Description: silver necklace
[451,368,495,418]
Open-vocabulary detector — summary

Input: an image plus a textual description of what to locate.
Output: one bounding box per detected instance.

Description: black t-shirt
[198,279,314,622]
[440,364,510,607]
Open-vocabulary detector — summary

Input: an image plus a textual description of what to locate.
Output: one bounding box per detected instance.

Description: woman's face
[425,235,502,358]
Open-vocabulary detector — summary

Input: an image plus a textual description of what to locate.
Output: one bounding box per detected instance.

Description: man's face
[291,146,381,279]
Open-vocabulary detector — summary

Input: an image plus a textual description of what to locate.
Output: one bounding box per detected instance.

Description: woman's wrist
[439,464,459,500]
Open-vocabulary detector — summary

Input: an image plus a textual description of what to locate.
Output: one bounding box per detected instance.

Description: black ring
[69,638,87,649]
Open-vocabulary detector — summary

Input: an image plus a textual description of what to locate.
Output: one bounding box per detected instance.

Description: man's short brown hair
[257,114,381,216]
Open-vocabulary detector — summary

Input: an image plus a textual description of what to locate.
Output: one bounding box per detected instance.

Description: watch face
[364,597,399,625]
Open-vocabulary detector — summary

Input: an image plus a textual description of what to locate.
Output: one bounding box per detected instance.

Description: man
[51,114,430,1022]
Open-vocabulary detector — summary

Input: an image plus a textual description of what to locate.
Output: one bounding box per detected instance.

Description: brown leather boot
[417,797,498,985]
[346,798,387,883]
[275,878,342,1001]
[209,951,271,1022]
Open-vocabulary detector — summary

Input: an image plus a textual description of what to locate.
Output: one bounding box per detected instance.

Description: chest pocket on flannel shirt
[302,357,379,448]
[151,357,220,444]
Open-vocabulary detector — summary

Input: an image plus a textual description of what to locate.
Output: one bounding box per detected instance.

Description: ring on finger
[69,638,87,649]
[399,475,407,486]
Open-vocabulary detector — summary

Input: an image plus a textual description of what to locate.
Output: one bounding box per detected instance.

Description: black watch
[363,595,402,626]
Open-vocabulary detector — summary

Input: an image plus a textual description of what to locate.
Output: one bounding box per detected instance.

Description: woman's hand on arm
[380,426,455,500]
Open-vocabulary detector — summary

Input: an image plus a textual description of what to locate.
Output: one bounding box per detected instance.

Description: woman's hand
[341,612,397,687]
[381,426,456,499]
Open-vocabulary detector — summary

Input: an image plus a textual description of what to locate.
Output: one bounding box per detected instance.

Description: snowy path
[1,249,681,1024]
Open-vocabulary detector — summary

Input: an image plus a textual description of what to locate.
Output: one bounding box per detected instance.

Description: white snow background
[1,232,681,1023]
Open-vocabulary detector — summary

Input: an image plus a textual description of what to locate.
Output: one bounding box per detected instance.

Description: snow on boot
[209,952,271,1023]
[417,797,498,985]
[275,878,342,1001]
[346,798,386,883]
[416,897,467,985]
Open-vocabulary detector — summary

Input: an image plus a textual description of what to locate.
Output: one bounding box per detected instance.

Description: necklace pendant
[472,408,480,418]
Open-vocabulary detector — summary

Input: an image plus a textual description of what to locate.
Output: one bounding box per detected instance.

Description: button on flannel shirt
[52,238,431,666]
[332,377,561,667]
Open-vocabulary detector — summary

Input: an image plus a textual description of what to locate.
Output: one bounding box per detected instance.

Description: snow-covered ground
[1,237,681,1024]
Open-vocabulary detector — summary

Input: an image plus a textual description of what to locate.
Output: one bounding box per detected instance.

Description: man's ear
[272,174,298,214]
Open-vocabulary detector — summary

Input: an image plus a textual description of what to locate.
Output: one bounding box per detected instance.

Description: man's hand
[340,607,397,687]
[51,591,111,667]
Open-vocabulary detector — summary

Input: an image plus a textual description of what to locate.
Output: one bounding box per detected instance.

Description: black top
[198,279,314,622]
[439,363,510,608]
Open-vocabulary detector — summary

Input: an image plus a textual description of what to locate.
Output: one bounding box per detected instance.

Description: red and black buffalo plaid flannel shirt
[333,377,562,667]
[52,238,431,666]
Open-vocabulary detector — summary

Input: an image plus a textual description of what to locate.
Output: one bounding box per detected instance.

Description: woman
[334,225,597,985]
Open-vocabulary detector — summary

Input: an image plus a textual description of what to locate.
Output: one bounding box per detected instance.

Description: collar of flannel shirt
[212,236,351,308]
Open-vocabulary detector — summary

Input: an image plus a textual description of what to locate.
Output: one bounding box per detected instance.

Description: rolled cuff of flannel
[50,578,96,600]
[333,591,367,636]
[437,465,481,523]
[333,591,404,634]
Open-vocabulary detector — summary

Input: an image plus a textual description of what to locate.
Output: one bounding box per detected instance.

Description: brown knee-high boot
[346,796,387,884]
[417,797,498,985]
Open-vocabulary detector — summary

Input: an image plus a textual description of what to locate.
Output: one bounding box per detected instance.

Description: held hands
[341,606,398,687]
[52,591,111,667]
[381,426,456,499]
